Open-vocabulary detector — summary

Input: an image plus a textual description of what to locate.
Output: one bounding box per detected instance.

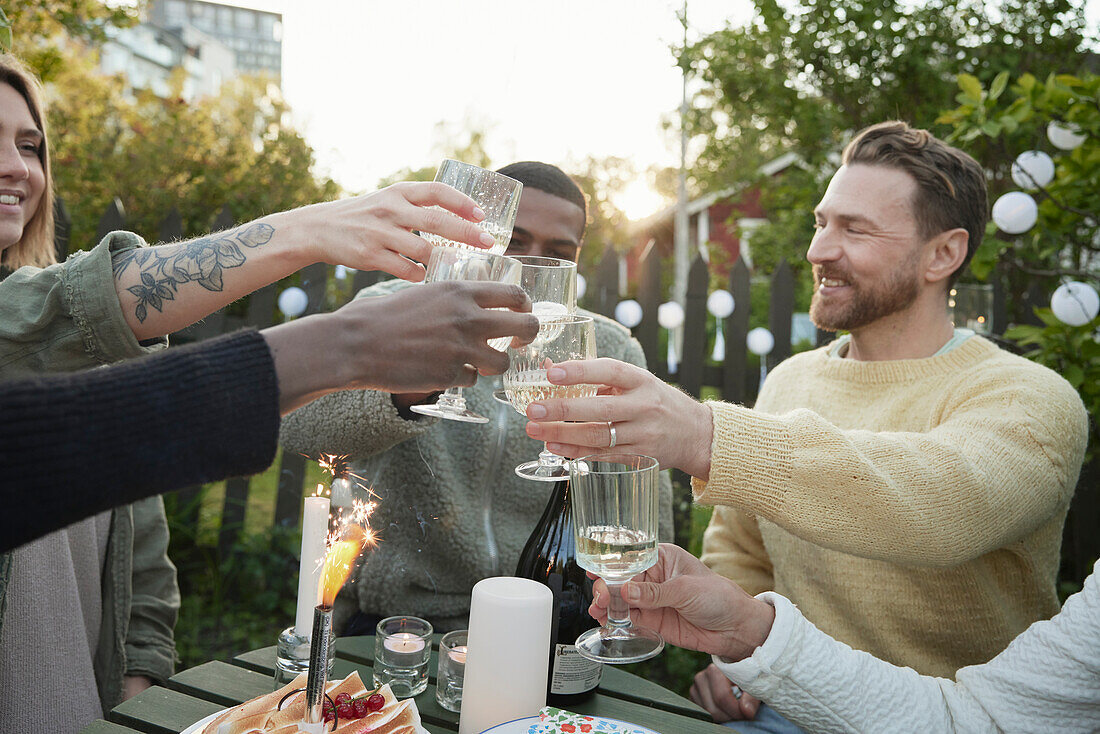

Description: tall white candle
[458,577,553,734]
[294,495,331,637]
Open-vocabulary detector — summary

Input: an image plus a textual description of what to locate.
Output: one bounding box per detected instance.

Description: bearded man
[521,121,1088,731]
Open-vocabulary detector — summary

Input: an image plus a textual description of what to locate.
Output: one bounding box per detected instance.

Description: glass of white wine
[503,314,595,480]
[410,160,523,423]
[419,159,521,255]
[491,256,577,403]
[569,453,664,664]
[409,246,523,423]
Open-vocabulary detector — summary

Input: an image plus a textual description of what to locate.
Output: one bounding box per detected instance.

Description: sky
[227,0,1098,220]
[228,0,751,218]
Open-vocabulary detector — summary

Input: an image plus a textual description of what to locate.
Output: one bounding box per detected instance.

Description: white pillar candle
[294,496,331,637]
[458,577,553,734]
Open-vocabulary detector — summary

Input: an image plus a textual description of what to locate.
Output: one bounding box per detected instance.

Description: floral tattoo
[112,223,275,323]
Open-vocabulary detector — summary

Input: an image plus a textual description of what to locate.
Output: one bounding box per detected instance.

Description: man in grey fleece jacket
[279,162,673,633]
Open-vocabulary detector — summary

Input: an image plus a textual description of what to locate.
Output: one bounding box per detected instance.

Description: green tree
[3,0,143,81]
[939,70,1099,458]
[47,55,338,254]
[679,0,1093,305]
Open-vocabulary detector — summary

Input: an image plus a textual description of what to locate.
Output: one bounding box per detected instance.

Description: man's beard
[810,259,921,332]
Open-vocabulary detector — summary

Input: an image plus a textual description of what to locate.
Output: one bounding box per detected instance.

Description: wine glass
[569,453,664,664]
[409,247,522,423]
[419,159,521,254]
[410,160,523,423]
[492,255,577,402]
[503,315,595,480]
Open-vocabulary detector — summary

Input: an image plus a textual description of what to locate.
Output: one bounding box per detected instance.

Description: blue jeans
[722,703,806,733]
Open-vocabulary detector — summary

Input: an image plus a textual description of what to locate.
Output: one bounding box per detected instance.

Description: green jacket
[280,278,674,632]
[0,232,179,711]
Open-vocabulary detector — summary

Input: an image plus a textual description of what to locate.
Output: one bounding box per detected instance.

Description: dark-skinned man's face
[504,188,585,263]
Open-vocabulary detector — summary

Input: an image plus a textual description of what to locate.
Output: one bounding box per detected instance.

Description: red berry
[323,709,335,723]
[366,693,385,712]
[335,692,351,704]
[352,699,368,718]
[337,703,353,719]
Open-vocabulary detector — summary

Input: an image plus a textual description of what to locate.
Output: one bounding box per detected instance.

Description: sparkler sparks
[311,454,381,604]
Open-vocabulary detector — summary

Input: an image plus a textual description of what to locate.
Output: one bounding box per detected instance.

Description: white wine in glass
[421,159,521,256]
[570,454,663,664]
[409,247,522,424]
[503,315,596,481]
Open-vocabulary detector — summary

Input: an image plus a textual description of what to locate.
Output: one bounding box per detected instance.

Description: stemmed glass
[419,159,520,254]
[410,160,522,423]
[503,315,595,480]
[569,453,664,663]
[492,256,577,404]
[409,247,523,423]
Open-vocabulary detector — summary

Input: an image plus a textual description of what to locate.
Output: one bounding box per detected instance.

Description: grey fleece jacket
[279,278,674,632]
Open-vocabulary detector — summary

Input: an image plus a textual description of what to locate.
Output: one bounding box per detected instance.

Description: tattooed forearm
[111,223,275,323]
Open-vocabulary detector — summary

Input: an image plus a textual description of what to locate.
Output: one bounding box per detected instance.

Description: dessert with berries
[200,671,424,733]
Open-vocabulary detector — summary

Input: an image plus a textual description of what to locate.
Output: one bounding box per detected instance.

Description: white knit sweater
[714,561,1100,733]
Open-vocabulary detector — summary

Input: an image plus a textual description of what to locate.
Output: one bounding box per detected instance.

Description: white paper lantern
[707,289,735,319]
[614,299,643,328]
[991,191,1038,234]
[657,301,685,330]
[576,273,587,300]
[278,286,309,318]
[1011,151,1055,190]
[1047,121,1087,151]
[1050,281,1100,327]
[746,326,774,356]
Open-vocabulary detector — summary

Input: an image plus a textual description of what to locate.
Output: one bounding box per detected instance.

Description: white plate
[180,707,225,734]
[480,715,661,734]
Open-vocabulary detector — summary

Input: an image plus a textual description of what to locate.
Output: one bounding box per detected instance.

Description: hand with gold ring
[523,357,714,478]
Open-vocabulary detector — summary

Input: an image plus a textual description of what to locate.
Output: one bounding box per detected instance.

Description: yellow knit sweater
[694,335,1088,677]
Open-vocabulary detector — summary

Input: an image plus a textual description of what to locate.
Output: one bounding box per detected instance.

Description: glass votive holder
[373,615,433,698]
[436,629,467,712]
[274,625,336,688]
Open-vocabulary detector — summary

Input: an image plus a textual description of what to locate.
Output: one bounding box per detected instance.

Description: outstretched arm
[112,181,497,340]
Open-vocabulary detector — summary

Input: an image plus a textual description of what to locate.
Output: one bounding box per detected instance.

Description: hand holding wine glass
[408,160,524,424]
[503,315,596,480]
[569,453,664,663]
[586,543,775,664]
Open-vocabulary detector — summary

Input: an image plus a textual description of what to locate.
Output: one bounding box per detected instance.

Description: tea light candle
[294,495,330,637]
[383,631,426,665]
[448,645,468,665]
[458,577,553,734]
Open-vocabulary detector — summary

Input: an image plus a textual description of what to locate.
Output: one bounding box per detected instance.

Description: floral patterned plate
[479,714,661,734]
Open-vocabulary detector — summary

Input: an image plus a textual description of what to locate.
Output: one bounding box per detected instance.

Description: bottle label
[549,644,603,694]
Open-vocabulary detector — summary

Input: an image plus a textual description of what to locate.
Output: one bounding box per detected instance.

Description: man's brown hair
[0,53,55,270]
[842,121,987,287]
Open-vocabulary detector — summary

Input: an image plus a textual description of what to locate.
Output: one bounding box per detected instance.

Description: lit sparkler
[301,456,381,729]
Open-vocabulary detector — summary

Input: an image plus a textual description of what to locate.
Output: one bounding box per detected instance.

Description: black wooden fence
[53,198,1097,584]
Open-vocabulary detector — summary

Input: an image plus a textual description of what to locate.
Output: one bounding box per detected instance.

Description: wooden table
[80,636,740,734]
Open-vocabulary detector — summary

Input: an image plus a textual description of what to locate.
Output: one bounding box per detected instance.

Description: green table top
[80,635,740,734]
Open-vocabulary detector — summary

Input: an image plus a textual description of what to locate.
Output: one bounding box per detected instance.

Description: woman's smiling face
[0,82,46,252]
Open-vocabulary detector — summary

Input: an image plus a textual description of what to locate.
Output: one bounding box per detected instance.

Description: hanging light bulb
[1050,282,1100,326]
[746,327,775,356]
[1047,121,1087,151]
[707,290,735,362]
[614,299,643,328]
[991,192,1038,234]
[657,301,685,330]
[706,290,735,319]
[278,286,309,318]
[1010,151,1055,190]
